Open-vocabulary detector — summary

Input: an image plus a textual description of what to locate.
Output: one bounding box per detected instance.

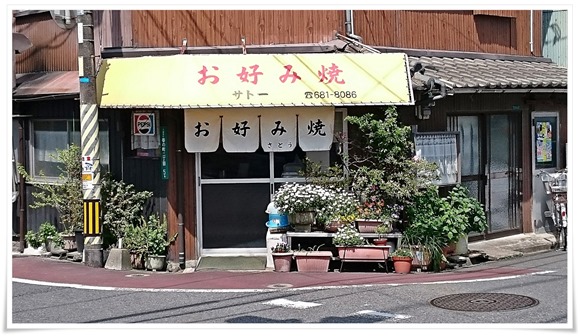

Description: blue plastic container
[266,213,289,229]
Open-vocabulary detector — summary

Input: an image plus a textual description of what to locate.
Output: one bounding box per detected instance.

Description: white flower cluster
[273,183,357,219]
[332,223,367,247]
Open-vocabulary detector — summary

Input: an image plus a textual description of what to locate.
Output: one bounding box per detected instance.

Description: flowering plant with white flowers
[332,223,368,246]
[273,183,358,225]
[273,183,329,214]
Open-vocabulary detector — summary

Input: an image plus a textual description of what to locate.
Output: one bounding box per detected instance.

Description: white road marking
[263,298,322,309]
[12,270,556,293]
[356,310,412,319]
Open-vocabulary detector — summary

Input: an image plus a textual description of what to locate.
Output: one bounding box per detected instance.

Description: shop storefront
[97,52,414,259]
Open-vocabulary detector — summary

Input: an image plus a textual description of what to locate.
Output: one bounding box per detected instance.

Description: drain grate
[430,293,539,312]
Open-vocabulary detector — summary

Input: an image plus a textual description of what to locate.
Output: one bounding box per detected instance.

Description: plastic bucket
[266,214,289,229]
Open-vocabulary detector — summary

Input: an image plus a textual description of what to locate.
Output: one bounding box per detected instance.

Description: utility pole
[77,10,103,266]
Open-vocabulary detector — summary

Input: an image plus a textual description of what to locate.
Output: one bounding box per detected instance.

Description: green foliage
[144,214,178,256]
[345,107,439,209]
[18,144,83,234]
[375,223,392,237]
[403,184,487,272]
[391,247,413,258]
[304,107,438,231]
[38,222,63,248]
[123,223,147,254]
[405,184,488,245]
[25,230,43,249]
[101,173,153,244]
[446,184,487,234]
[332,223,368,246]
[271,242,291,253]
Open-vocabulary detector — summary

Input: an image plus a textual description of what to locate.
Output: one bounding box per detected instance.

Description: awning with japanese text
[96,53,414,108]
[184,107,334,153]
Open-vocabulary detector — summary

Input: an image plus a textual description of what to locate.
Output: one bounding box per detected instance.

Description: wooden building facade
[13,10,567,265]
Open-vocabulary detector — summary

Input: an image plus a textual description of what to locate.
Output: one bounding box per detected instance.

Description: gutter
[451,88,567,94]
[101,43,342,59]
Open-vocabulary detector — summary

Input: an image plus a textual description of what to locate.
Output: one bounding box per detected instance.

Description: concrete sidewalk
[13,232,560,267]
[467,232,558,261]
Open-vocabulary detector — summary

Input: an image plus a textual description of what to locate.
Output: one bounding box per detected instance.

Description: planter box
[337,245,390,273]
[272,252,293,272]
[337,246,390,261]
[294,251,332,272]
[355,219,384,233]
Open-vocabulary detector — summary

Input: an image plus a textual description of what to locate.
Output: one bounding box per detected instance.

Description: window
[414,132,460,186]
[30,119,109,180]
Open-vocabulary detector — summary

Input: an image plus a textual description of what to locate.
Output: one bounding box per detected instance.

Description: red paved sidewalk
[11,256,542,290]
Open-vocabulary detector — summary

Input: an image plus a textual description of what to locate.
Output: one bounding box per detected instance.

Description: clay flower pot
[392,256,413,274]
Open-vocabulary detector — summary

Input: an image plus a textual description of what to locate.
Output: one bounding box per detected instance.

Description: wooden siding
[13,11,78,73]
[130,10,343,47]
[93,10,133,60]
[354,10,542,56]
[165,111,197,262]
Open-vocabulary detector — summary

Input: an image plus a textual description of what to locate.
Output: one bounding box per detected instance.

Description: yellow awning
[96,53,414,108]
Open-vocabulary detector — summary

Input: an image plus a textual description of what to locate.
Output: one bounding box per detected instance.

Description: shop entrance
[449,113,522,237]
[197,147,308,256]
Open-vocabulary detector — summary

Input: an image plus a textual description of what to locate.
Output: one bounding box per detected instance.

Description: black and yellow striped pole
[77,10,103,266]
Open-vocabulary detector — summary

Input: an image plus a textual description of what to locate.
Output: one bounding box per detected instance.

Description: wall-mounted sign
[184,107,334,153]
[160,127,169,180]
[82,156,94,190]
[98,53,414,108]
[133,112,156,136]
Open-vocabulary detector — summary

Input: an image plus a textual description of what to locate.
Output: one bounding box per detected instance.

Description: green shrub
[17,145,83,235]
[25,231,43,249]
[100,173,153,247]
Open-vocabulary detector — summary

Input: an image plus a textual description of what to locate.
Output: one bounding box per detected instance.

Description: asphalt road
[9,250,569,332]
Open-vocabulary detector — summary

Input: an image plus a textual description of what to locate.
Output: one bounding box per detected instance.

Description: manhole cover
[430,293,539,312]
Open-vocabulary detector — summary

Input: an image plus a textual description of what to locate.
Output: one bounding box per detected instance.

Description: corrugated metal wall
[130,10,343,48]
[13,11,78,73]
[542,10,568,67]
[354,10,542,56]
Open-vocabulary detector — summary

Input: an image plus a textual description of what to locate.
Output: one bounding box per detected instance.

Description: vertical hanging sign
[82,156,94,190]
[160,127,169,180]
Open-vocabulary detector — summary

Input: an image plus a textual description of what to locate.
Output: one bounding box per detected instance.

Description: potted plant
[391,247,413,274]
[404,184,487,271]
[144,214,178,271]
[332,223,390,264]
[373,222,392,246]
[293,244,333,272]
[24,230,45,254]
[271,242,293,272]
[101,173,153,250]
[273,182,333,232]
[321,187,358,233]
[123,223,147,269]
[38,222,64,252]
[446,184,487,254]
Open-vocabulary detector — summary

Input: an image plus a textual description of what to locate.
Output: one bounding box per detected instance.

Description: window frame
[29,118,110,182]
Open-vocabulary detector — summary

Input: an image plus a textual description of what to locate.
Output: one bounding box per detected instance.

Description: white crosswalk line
[263,298,322,309]
[356,310,412,319]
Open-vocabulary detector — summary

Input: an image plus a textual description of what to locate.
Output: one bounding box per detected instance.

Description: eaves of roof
[13,71,79,100]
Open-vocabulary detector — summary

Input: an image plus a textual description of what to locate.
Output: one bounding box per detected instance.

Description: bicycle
[536,168,568,251]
